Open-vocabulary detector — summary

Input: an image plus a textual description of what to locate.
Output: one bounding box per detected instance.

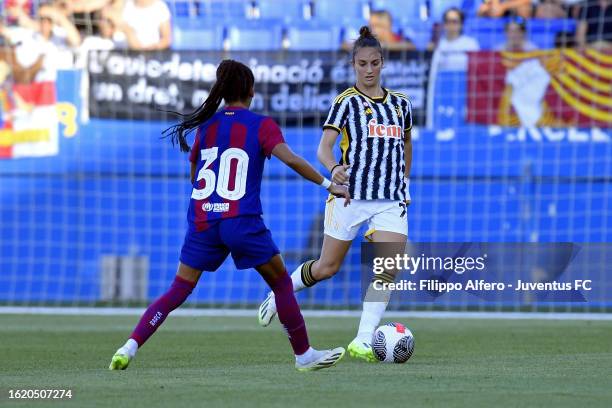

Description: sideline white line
[1,307,611,321]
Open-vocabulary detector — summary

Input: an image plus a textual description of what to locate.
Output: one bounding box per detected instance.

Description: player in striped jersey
[109,60,349,372]
[258,27,412,362]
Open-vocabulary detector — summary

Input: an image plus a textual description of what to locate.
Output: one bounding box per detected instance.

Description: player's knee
[313,260,340,280]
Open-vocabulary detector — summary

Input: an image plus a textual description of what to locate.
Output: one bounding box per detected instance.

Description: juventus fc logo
[395,105,402,118]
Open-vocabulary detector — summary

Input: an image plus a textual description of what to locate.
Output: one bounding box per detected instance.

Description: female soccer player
[258,26,412,362]
[109,59,349,371]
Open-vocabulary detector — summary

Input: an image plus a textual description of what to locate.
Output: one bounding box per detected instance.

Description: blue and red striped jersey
[187,106,285,232]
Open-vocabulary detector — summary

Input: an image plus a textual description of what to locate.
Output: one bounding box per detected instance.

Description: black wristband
[330,164,341,174]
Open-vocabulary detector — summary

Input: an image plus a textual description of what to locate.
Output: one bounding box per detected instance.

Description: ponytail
[162,59,254,152]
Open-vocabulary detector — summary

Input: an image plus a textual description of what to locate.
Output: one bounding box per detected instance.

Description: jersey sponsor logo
[202,202,230,213]
[367,118,403,138]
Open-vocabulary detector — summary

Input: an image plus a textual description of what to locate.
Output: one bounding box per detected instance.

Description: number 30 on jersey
[191,147,249,201]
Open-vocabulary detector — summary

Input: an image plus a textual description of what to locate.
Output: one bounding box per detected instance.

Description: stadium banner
[0,72,59,159]
[361,243,611,307]
[86,50,431,126]
[467,49,612,128]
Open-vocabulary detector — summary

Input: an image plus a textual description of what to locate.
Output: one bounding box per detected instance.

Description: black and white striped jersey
[323,86,412,201]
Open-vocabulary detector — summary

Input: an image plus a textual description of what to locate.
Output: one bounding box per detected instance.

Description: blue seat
[285,24,342,50]
[464,18,576,50]
[226,19,283,50]
[527,18,576,49]
[313,0,366,22]
[199,0,250,20]
[429,0,464,22]
[341,18,369,42]
[370,0,424,21]
[256,0,305,21]
[463,18,506,50]
[460,0,483,18]
[172,19,224,50]
[165,0,196,18]
[401,19,433,50]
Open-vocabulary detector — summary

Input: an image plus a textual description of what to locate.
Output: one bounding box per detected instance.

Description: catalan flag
[467,49,612,128]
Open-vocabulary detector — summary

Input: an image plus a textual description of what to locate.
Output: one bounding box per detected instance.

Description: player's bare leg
[258,235,351,326]
[348,230,407,362]
[109,263,202,370]
[256,254,345,371]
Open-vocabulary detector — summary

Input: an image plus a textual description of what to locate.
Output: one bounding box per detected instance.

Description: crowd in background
[0,0,610,80]
[0,0,171,81]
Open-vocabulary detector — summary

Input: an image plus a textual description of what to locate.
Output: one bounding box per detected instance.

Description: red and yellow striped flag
[467,49,612,128]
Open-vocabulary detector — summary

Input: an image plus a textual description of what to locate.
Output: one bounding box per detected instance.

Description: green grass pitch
[1,314,611,407]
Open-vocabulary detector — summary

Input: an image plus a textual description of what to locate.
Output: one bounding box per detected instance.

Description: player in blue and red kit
[109,59,350,371]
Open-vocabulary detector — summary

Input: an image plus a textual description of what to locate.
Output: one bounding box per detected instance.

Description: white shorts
[323,198,408,241]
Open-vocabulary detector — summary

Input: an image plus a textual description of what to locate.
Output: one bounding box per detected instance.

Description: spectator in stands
[495,16,538,51]
[109,0,171,50]
[61,0,124,36]
[81,6,127,50]
[77,7,128,67]
[8,1,81,48]
[368,9,416,50]
[4,1,76,78]
[576,0,612,50]
[431,7,480,71]
[0,29,45,128]
[3,0,33,26]
[0,58,33,127]
[0,23,44,83]
[534,0,568,18]
[64,0,112,36]
[478,0,533,18]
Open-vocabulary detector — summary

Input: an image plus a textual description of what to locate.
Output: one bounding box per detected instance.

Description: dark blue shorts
[179,216,280,272]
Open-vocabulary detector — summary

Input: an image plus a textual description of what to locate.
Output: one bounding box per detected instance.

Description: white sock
[290,263,308,292]
[121,338,139,358]
[295,346,314,365]
[357,302,388,343]
[356,281,392,343]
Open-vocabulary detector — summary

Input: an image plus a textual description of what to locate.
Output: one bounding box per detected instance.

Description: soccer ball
[372,322,415,363]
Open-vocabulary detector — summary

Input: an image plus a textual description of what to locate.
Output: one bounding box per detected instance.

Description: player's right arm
[318,128,349,186]
[320,91,352,186]
[272,143,351,206]
[190,162,197,184]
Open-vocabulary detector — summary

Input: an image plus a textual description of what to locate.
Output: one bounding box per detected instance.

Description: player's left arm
[188,128,201,184]
[403,97,413,180]
[190,162,197,184]
[403,94,413,204]
[404,130,412,179]
[404,130,412,205]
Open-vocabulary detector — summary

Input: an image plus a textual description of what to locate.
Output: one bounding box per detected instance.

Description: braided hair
[163,59,255,152]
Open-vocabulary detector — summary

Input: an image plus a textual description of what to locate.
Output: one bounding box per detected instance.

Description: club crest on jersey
[368,118,402,138]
